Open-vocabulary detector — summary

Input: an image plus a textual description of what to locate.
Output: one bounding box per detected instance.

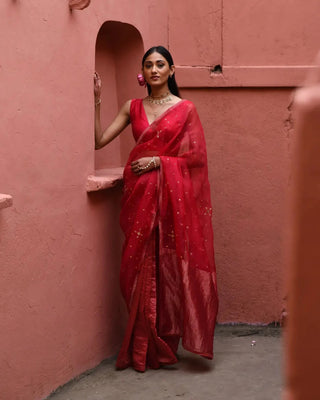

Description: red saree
[116,99,218,371]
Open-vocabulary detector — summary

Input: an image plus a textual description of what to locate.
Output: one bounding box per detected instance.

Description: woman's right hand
[94,71,102,102]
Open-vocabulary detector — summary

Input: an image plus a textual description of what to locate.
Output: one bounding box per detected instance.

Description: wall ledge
[176,65,318,88]
[0,194,13,209]
[86,168,124,192]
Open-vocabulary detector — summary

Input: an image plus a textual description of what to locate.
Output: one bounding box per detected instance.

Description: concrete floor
[47,325,283,400]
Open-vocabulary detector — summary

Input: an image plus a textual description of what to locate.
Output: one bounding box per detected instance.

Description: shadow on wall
[95,21,144,170]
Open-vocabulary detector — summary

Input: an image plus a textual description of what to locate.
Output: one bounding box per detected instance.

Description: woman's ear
[170,65,175,77]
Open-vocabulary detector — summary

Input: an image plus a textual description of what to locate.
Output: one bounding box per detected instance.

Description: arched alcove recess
[95,21,144,170]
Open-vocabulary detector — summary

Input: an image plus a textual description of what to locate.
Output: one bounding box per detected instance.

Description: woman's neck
[150,86,170,99]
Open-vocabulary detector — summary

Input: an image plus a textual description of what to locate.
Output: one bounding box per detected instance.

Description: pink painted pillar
[284,55,320,400]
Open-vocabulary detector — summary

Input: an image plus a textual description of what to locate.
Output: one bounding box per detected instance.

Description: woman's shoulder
[127,98,144,108]
[125,99,143,119]
[118,99,133,115]
[182,99,195,106]
[122,98,143,110]
[178,99,197,112]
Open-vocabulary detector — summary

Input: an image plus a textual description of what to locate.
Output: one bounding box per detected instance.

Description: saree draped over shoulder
[116,99,218,372]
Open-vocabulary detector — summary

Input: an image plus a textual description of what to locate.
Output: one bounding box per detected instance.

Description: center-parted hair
[142,46,180,97]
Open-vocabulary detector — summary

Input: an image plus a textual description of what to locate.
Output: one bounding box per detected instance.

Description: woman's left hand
[131,157,158,175]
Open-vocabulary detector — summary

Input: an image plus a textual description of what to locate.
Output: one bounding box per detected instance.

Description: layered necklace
[147,91,172,105]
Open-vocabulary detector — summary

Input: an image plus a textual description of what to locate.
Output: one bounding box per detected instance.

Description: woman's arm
[94,72,131,149]
[95,100,131,149]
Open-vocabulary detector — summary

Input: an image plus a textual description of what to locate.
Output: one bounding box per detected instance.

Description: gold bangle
[140,156,157,170]
[151,157,157,169]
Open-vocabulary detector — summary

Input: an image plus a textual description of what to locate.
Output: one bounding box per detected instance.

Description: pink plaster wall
[223,0,320,66]
[183,88,291,323]
[1,0,320,398]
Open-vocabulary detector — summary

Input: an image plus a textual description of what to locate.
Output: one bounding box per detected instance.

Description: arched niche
[95,21,144,170]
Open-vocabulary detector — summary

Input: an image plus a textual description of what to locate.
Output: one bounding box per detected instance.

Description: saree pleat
[116,99,218,371]
[116,230,178,371]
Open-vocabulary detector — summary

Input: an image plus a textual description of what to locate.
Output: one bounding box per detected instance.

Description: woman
[94,46,218,372]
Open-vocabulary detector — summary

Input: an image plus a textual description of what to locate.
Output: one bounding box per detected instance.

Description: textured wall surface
[182,88,291,323]
[1,0,320,398]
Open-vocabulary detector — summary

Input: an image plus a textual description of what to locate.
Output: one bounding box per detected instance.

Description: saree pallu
[116,99,218,371]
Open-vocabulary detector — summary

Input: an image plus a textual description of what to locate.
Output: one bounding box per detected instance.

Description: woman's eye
[144,62,165,69]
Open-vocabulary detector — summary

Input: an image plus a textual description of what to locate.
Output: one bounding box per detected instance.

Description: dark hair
[142,46,180,97]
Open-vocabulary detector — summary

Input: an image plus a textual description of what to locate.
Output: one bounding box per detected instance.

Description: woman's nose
[151,65,157,73]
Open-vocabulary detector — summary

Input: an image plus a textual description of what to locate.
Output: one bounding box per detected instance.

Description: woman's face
[142,52,174,88]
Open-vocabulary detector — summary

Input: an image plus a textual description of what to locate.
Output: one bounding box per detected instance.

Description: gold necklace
[147,92,172,105]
